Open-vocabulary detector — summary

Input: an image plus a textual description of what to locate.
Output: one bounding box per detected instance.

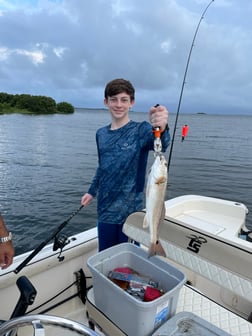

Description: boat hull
[0,228,98,323]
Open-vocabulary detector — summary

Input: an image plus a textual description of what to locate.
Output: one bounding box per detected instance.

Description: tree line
[0,92,74,114]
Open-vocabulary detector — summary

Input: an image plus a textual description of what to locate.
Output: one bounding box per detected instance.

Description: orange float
[181,125,189,142]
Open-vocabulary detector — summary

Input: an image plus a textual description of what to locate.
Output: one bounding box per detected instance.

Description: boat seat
[123,211,252,321]
[173,212,225,234]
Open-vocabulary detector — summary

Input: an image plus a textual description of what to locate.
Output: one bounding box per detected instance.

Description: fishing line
[167,0,214,172]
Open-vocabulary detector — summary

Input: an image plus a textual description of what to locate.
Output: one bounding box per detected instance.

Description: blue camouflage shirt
[88,120,170,224]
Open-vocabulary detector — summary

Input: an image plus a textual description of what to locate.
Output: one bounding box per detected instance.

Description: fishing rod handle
[14,205,84,274]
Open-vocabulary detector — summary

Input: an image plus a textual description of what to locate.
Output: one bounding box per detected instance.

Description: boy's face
[104,92,134,121]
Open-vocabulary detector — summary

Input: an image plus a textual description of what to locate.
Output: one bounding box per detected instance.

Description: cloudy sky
[1,0,252,114]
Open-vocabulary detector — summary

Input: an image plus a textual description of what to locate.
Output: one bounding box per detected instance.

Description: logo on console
[186,234,207,253]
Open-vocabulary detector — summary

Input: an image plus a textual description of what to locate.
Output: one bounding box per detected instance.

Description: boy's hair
[104,78,135,101]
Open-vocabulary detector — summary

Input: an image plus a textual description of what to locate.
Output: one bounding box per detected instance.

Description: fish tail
[148,240,166,258]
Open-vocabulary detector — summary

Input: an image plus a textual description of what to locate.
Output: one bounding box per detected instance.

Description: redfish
[143,154,167,257]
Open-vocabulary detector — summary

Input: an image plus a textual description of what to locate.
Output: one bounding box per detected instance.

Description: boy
[81,78,170,251]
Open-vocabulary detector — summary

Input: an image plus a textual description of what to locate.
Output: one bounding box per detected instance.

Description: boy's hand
[149,105,169,131]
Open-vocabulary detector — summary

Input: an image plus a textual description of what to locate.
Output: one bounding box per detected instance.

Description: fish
[143,154,168,257]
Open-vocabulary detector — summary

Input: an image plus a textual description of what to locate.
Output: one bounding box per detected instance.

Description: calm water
[0,110,251,255]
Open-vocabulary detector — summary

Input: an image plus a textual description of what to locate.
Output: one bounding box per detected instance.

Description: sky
[1,0,252,115]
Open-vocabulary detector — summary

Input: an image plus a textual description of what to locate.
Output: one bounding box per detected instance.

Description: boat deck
[86,285,252,335]
[177,286,252,336]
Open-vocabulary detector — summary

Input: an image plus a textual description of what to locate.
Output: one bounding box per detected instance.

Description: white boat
[0,195,251,335]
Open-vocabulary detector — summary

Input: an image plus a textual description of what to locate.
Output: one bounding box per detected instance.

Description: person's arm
[81,131,101,206]
[0,214,15,269]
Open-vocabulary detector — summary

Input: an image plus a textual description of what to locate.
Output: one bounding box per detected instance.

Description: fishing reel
[53,234,70,262]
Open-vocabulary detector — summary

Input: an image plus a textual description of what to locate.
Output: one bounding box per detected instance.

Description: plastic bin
[152,311,231,335]
[87,243,186,336]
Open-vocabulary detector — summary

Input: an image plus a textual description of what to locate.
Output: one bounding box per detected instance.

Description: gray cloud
[1,0,252,114]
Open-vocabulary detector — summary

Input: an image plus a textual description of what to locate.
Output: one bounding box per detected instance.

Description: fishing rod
[167,0,214,171]
[14,205,84,274]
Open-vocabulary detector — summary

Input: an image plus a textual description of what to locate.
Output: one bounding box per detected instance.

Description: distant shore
[0,92,74,114]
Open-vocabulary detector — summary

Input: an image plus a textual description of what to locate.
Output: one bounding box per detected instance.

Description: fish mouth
[156,153,166,161]
[158,155,168,167]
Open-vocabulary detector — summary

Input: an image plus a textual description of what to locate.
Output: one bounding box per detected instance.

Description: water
[0,110,251,255]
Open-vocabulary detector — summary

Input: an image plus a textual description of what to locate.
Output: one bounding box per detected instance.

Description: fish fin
[143,214,149,228]
[155,176,166,185]
[148,240,166,258]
